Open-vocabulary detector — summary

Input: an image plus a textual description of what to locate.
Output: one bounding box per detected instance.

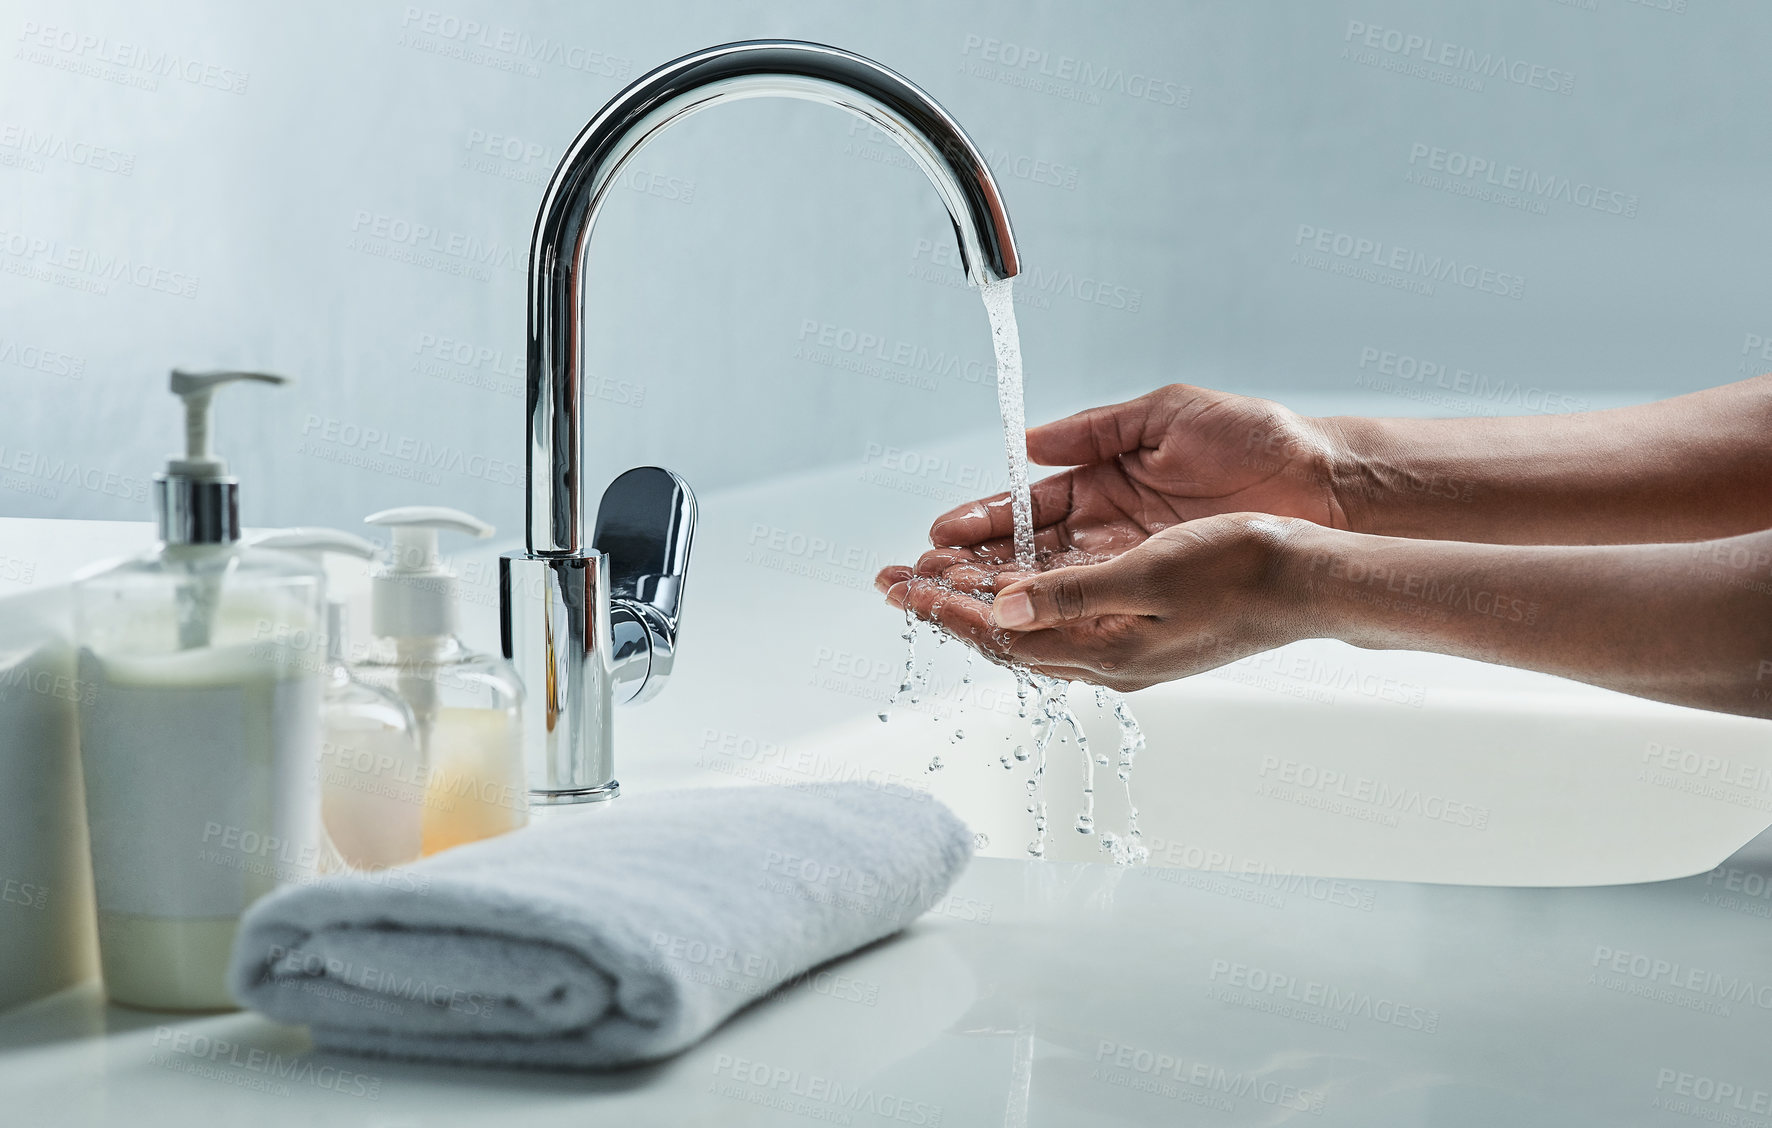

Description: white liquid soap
[73,370,325,1010]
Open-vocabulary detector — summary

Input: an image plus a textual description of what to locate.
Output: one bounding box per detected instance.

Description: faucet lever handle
[593,467,696,704]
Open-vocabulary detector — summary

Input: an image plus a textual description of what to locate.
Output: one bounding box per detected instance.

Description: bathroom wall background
[1,0,1767,531]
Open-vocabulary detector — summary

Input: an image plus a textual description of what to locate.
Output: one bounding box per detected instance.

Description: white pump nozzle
[363,507,495,639]
[251,528,382,668]
[167,369,290,478]
[252,527,381,562]
[364,507,494,573]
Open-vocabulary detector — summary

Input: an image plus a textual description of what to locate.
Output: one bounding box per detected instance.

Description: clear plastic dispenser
[356,507,527,854]
[72,370,324,1011]
[253,528,423,872]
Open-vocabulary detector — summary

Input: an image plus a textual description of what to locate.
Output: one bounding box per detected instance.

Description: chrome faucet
[501,40,1022,806]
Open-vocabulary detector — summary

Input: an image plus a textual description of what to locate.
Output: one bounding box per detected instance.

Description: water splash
[1096,685,1149,865]
[876,275,1152,866]
[984,283,1145,862]
[880,604,919,723]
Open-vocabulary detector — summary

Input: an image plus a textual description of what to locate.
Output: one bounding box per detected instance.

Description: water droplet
[1012,744,1029,762]
[1075,813,1094,835]
[953,728,965,741]
[972,832,990,850]
[927,755,944,772]
[877,711,890,723]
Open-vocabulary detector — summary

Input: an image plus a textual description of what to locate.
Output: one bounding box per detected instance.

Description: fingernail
[993,591,1034,628]
[886,581,910,607]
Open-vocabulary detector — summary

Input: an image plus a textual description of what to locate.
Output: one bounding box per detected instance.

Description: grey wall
[2,0,1767,532]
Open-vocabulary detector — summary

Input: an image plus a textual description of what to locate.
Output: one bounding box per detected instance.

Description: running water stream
[981,279,1036,568]
[882,278,1148,865]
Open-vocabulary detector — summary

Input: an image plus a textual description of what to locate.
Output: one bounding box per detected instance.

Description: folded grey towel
[227,782,972,1069]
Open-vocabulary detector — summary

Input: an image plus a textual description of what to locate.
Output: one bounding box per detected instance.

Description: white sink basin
[791,656,1772,886]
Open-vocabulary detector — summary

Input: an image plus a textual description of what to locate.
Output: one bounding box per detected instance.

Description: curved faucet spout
[525,39,1022,555]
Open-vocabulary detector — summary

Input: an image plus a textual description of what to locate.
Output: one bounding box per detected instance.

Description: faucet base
[502,550,616,799]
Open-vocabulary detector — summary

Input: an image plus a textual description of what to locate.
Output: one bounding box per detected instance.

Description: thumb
[990,555,1153,630]
[1026,397,1149,466]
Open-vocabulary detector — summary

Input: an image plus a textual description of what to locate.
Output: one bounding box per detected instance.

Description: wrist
[1253,516,1352,645]
[1308,415,1389,535]
[1261,520,1353,641]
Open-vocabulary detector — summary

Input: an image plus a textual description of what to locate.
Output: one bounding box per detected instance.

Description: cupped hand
[874,513,1314,692]
[926,384,1347,562]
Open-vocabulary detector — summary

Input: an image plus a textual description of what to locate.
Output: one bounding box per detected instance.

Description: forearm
[1317,374,1772,544]
[1280,522,1772,719]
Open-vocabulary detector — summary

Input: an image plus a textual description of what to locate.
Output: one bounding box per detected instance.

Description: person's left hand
[873,512,1314,691]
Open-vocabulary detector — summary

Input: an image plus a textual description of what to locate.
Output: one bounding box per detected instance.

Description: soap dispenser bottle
[252,528,424,872]
[356,507,527,854]
[72,370,325,1011]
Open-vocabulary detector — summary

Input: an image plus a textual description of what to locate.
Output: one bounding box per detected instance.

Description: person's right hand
[924,384,1348,564]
